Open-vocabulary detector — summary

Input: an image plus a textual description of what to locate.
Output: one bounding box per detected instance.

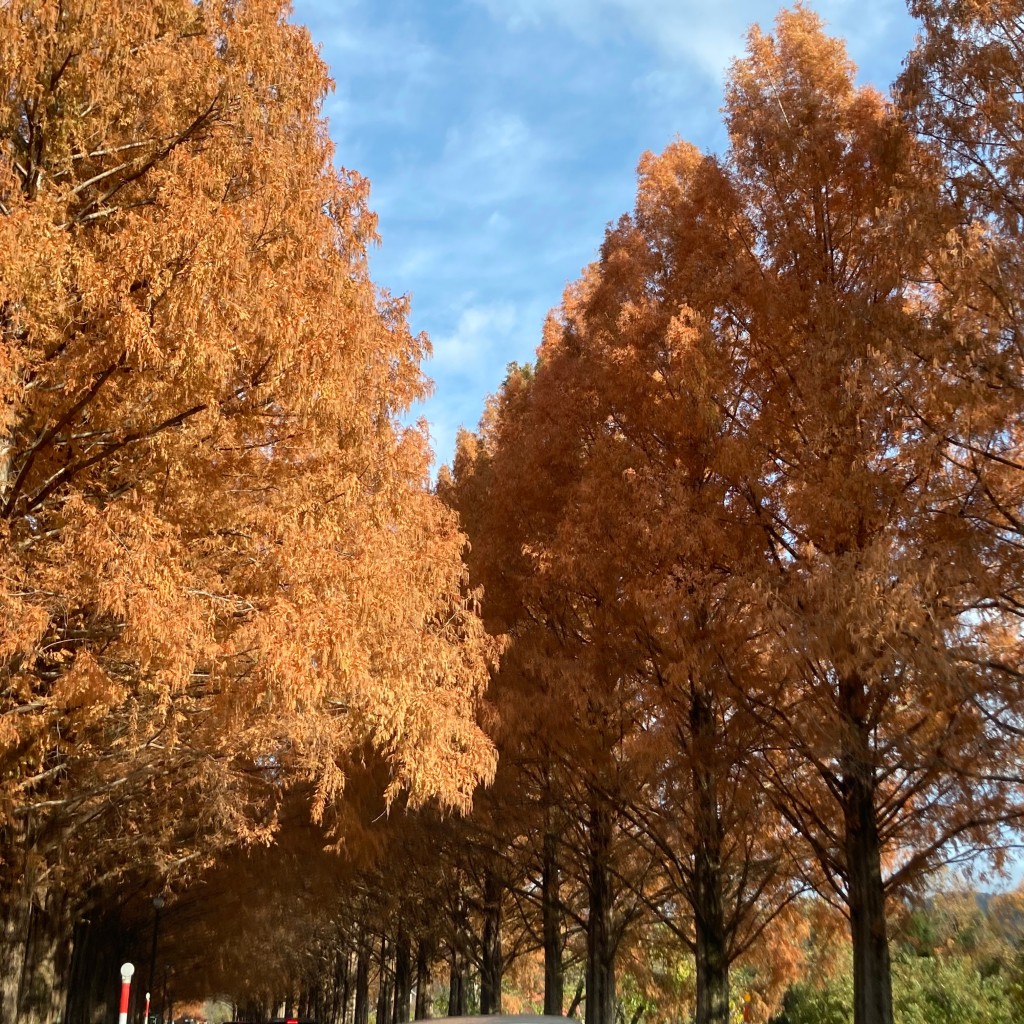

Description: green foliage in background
[771,890,1024,1024]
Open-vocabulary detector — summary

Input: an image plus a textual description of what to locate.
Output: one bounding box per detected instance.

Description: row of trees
[166,800,1024,1024]
[0,2,496,1021]
[5,1,1024,1024]
[188,7,1024,1024]
[435,4,1024,1024]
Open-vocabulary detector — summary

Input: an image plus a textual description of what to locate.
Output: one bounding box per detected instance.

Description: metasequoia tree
[716,10,1024,1024]
[901,0,1024,227]
[453,140,799,1022]
[449,295,793,1023]
[443,413,576,1018]
[0,1,495,1018]
[443,431,590,1016]
[546,141,815,1024]
[127,772,393,1019]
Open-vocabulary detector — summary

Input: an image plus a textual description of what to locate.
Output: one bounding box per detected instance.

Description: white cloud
[420,297,548,471]
[470,0,915,84]
[293,0,440,147]
[429,302,519,374]
[470,0,778,77]
[434,110,552,207]
[486,210,511,232]
[444,112,532,166]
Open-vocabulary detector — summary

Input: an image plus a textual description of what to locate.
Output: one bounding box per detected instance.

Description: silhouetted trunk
[301,980,322,1021]
[393,929,412,1024]
[585,800,615,1024]
[329,951,344,1024]
[542,827,564,1016]
[843,761,893,1024]
[63,915,92,1024]
[447,946,465,1016]
[479,870,503,1014]
[377,935,393,1024]
[691,688,729,1024]
[336,950,351,1024]
[414,940,432,1020]
[354,941,370,1024]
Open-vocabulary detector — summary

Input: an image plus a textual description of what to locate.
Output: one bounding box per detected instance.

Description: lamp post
[148,896,165,1023]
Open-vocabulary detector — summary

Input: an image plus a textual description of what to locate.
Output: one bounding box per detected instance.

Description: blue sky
[290,0,918,472]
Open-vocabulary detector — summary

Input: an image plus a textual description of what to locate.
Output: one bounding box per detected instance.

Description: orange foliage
[0,0,495,945]
[446,8,1024,1024]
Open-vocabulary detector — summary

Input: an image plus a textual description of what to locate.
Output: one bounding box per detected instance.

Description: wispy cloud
[294,2,440,161]
[471,0,915,84]
[430,302,520,374]
[422,298,545,471]
[470,0,779,77]
[445,112,530,162]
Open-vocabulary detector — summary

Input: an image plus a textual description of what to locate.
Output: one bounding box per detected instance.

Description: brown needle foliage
[0,1,496,1017]
[446,8,1024,1024]
[718,10,1024,1024]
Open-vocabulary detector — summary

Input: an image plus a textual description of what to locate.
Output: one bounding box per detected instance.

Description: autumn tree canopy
[0,1,495,1019]
[443,7,1024,1024]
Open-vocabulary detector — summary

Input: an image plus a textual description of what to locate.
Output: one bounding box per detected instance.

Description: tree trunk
[1,875,72,1024]
[414,940,432,1020]
[585,800,615,1024]
[693,884,729,1024]
[691,687,729,1024]
[479,871,503,1015]
[336,949,351,1024]
[393,929,412,1024]
[377,935,393,1024]
[0,843,42,1024]
[0,883,29,1024]
[354,941,370,1024]
[18,897,69,1024]
[843,763,893,1024]
[65,909,124,1024]
[566,977,584,1021]
[300,980,322,1021]
[63,915,93,1024]
[542,827,564,1016]
[447,946,465,1017]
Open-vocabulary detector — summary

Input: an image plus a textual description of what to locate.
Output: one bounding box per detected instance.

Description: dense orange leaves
[446,8,1024,1024]
[0,0,495,968]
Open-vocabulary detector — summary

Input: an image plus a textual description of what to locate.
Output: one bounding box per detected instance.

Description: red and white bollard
[119,963,135,1024]
[144,991,151,1023]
